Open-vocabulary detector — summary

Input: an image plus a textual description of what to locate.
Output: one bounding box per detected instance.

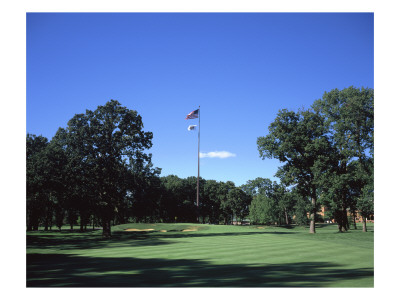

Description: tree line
[27,87,374,237]
[26,100,254,237]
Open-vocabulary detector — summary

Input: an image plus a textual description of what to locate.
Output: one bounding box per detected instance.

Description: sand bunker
[124,229,155,232]
[182,227,198,232]
[124,227,199,232]
[257,227,265,229]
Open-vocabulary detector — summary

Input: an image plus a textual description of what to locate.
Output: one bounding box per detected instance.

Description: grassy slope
[26,223,374,287]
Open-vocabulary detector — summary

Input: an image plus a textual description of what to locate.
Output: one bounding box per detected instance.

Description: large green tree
[257,108,332,233]
[60,100,154,237]
[312,87,374,232]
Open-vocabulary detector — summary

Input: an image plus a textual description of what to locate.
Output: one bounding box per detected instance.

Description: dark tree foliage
[293,194,310,226]
[227,188,251,224]
[26,134,49,231]
[158,176,239,224]
[202,180,225,224]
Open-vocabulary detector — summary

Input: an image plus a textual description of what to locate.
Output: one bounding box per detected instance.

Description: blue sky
[26,13,374,186]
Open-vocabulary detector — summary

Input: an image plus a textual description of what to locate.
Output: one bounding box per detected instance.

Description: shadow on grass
[26,230,297,251]
[26,232,173,250]
[27,253,373,287]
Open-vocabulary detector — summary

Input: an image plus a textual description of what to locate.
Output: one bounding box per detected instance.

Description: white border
[2,1,399,299]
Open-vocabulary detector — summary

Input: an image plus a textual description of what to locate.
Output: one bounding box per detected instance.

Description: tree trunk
[28,210,40,231]
[68,209,75,231]
[309,194,316,234]
[102,218,112,238]
[49,215,53,230]
[284,207,289,225]
[352,211,357,230]
[362,217,367,232]
[343,209,349,231]
[337,208,348,232]
[309,217,315,233]
[79,210,84,231]
[44,208,52,231]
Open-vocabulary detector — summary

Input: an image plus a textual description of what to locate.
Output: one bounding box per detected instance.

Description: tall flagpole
[197,106,200,220]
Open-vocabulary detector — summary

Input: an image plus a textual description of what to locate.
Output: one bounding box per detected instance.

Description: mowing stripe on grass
[27,223,373,287]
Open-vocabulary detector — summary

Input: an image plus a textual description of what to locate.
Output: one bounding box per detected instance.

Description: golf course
[26,223,374,287]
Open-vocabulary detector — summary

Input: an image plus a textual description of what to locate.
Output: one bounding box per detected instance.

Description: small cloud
[200,151,236,159]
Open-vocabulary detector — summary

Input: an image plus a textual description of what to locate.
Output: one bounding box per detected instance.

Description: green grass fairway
[26,223,374,287]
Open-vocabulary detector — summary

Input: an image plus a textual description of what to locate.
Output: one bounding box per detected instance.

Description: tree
[183,176,206,222]
[53,119,94,231]
[275,184,296,225]
[312,87,374,232]
[245,178,296,226]
[244,178,294,225]
[26,134,49,230]
[241,177,274,197]
[219,181,236,224]
[160,175,185,222]
[202,180,223,224]
[249,194,277,225]
[227,188,251,224]
[127,156,162,223]
[60,100,154,238]
[357,182,374,232]
[43,135,70,230]
[290,186,310,226]
[257,108,331,233]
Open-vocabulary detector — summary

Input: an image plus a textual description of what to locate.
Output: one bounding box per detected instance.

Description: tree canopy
[257,87,373,233]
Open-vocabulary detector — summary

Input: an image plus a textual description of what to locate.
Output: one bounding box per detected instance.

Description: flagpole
[197,106,200,221]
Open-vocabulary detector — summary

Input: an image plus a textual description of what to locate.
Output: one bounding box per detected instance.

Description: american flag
[185,109,199,120]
